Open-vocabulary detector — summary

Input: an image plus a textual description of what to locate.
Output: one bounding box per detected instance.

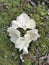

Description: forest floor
[0,0,49,65]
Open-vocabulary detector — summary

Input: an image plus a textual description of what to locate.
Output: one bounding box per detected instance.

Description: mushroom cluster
[7,13,40,62]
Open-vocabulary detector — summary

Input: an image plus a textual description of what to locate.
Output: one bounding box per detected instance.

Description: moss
[0,0,49,65]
